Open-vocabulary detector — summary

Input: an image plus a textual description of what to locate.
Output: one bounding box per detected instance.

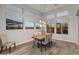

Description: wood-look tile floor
[0,40,79,55]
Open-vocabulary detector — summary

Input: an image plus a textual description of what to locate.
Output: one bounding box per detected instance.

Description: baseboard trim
[16,39,33,46]
[52,39,78,45]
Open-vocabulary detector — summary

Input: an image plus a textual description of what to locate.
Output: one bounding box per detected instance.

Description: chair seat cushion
[38,41,48,45]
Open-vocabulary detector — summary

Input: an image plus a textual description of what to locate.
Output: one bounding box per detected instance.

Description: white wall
[6,29,40,45]
[0,5,6,34]
[76,5,79,46]
[0,5,41,46]
[45,5,79,45]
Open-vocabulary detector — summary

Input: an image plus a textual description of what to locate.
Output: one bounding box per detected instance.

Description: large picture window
[5,5,36,30]
[56,11,68,34]
[6,5,23,30]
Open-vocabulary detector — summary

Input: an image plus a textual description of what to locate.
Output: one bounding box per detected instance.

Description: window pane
[24,20,34,29]
[6,16,23,30]
[62,23,68,34]
[35,19,41,29]
[47,19,55,33]
[56,23,61,34]
[51,26,54,33]
[36,23,41,29]
[47,24,51,33]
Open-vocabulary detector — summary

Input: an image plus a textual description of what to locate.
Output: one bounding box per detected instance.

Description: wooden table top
[32,35,45,41]
[32,33,51,41]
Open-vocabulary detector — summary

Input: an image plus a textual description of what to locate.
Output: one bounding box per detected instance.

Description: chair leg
[38,43,40,48]
[9,46,11,53]
[40,42,43,52]
[48,41,52,47]
[33,41,35,48]
[14,43,16,48]
[0,46,3,53]
[53,42,56,47]
[45,46,47,51]
[51,41,52,45]
[5,46,7,50]
[48,42,50,48]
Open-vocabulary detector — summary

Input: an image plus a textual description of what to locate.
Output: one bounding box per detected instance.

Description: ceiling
[27,4,68,13]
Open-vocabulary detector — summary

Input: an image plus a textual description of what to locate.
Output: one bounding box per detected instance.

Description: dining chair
[32,39,39,48]
[0,34,16,53]
[38,35,50,51]
[49,33,56,47]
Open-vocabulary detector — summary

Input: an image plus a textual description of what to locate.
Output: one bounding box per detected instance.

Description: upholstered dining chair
[49,33,56,47]
[0,34,16,53]
[38,34,50,51]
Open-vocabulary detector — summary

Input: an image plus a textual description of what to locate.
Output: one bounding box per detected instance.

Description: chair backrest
[33,33,38,37]
[0,34,9,45]
[44,35,50,43]
[49,33,52,41]
[38,32,42,36]
[33,32,43,37]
